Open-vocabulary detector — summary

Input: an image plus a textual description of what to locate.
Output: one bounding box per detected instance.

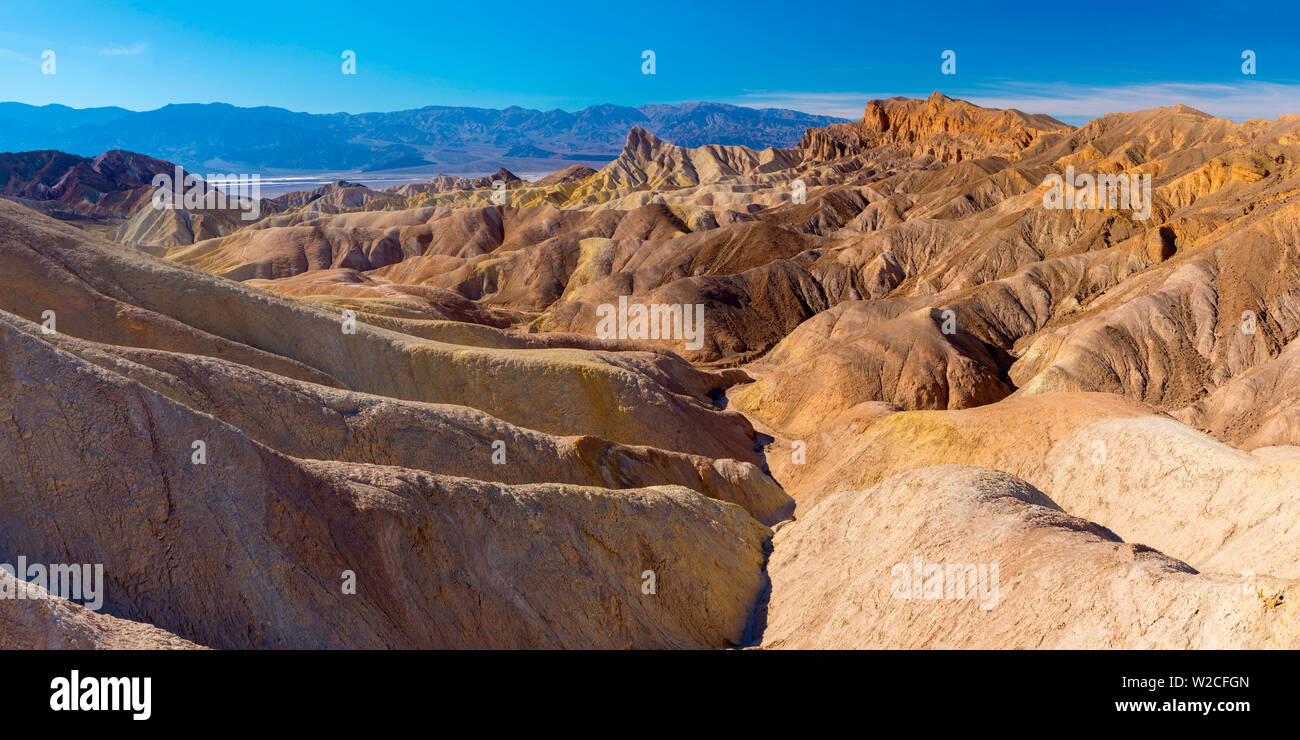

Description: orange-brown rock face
[799,91,1069,164]
[5,93,1300,649]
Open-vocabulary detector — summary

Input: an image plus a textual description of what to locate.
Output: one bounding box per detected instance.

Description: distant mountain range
[0,101,845,174]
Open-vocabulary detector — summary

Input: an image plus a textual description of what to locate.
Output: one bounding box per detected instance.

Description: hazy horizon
[4,1,1300,124]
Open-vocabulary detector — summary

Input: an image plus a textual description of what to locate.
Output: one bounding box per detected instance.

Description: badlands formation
[1,92,1298,648]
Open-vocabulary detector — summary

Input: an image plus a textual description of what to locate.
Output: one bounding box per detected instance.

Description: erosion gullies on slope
[0,198,771,463]
[5,92,1300,649]
[733,302,1015,437]
[209,94,1300,389]
[0,149,175,219]
[1175,338,1300,449]
[29,321,792,524]
[0,293,780,645]
[750,391,1300,580]
[1011,202,1300,413]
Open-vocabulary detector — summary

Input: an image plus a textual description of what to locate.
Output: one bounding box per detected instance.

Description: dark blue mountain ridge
[0,100,846,173]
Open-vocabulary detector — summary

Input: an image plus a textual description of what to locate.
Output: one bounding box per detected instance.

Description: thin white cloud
[963,81,1300,123]
[0,47,40,66]
[721,91,895,120]
[98,43,146,56]
[724,81,1300,124]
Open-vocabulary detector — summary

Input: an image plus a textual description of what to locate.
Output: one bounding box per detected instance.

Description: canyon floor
[2,92,1298,648]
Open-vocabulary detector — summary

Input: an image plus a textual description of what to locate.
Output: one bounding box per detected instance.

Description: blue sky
[2,0,1299,123]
